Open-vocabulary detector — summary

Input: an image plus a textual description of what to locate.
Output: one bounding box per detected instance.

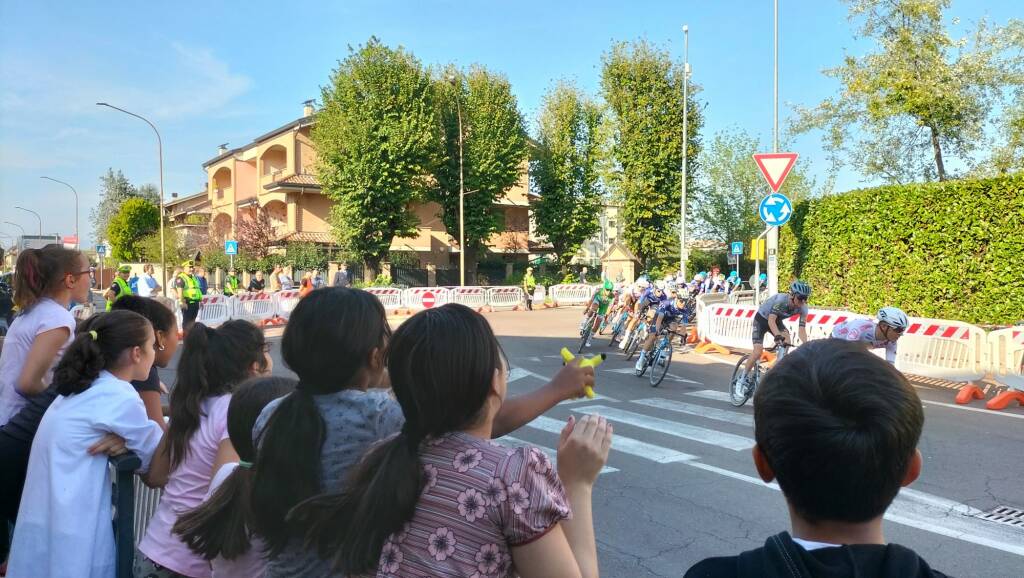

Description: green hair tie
[237,460,253,469]
[88,330,98,341]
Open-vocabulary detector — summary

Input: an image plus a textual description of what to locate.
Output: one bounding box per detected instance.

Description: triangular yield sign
[753,152,798,192]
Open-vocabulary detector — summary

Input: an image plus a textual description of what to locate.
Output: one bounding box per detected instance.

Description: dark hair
[111,295,177,334]
[167,320,267,469]
[173,376,297,560]
[52,310,153,396]
[753,339,924,523]
[249,288,390,556]
[13,246,83,310]
[290,303,503,574]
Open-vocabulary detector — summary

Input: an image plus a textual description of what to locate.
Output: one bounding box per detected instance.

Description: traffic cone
[686,326,698,344]
[955,384,985,405]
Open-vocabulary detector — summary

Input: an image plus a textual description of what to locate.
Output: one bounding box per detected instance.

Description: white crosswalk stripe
[632,398,755,428]
[571,405,755,451]
[497,436,619,474]
[526,416,697,464]
[685,389,748,405]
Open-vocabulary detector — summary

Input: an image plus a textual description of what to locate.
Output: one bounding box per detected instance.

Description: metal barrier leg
[110,452,142,578]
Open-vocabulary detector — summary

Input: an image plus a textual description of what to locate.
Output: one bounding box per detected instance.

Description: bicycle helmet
[759,273,767,282]
[877,306,909,331]
[655,281,666,291]
[789,280,812,298]
[636,279,650,289]
[603,279,614,291]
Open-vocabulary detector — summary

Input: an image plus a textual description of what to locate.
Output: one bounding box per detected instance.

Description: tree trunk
[929,125,947,181]
[464,245,479,286]
[363,257,380,284]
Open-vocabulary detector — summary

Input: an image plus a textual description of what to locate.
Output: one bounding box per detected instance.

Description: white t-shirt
[0,298,76,427]
[137,273,157,297]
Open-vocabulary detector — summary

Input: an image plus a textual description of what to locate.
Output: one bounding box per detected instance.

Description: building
[201,103,532,268]
[575,202,623,267]
[164,190,212,250]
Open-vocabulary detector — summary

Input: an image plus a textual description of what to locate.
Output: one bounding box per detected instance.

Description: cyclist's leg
[635,317,661,368]
[744,318,768,377]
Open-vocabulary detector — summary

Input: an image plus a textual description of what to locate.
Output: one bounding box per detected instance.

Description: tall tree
[313,37,442,281]
[432,65,528,284]
[531,81,604,268]
[90,169,156,242]
[106,197,159,261]
[793,0,1024,183]
[601,39,702,267]
[235,206,277,261]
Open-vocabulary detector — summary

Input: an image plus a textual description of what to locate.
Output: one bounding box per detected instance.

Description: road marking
[528,416,696,464]
[560,394,618,404]
[509,367,549,383]
[685,390,739,404]
[497,435,618,474]
[633,398,755,427]
[693,353,740,366]
[605,367,641,375]
[663,373,704,385]
[920,399,1024,420]
[524,356,542,363]
[571,405,755,451]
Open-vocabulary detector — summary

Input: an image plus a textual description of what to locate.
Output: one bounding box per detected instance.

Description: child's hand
[556,414,612,488]
[88,433,128,456]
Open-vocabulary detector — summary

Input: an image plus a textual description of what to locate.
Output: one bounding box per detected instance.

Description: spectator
[175,261,203,331]
[522,266,536,311]
[312,270,325,289]
[104,265,134,311]
[269,266,282,292]
[223,268,240,297]
[298,271,314,299]
[168,267,182,298]
[685,339,945,578]
[196,266,209,295]
[292,304,611,577]
[331,263,351,288]
[277,268,294,291]
[0,246,89,564]
[137,263,162,298]
[248,288,594,578]
[247,271,266,293]
[7,310,164,578]
[136,320,272,578]
[579,266,589,284]
[173,376,297,578]
[111,296,179,430]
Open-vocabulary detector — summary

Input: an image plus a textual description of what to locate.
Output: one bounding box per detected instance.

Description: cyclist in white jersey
[831,306,908,365]
[739,280,811,388]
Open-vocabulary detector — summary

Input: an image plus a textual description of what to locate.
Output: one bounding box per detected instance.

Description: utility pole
[680,24,690,278]
[766,0,781,296]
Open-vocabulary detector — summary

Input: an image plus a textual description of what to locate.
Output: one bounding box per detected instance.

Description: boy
[686,339,948,578]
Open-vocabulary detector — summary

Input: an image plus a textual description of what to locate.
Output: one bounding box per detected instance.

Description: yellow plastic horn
[559,348,605,398]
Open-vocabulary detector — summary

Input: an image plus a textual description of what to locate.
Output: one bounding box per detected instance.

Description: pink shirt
[139,394,232,578]
[206,463,267,578]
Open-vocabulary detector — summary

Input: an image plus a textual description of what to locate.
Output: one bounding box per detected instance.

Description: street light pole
[766,0,780,296]
[14,207,42,237]
[4,222,26,249]
[447,76,467,287]
[680,24,690,278]
[41,176,79,249]
[97,102,167,290]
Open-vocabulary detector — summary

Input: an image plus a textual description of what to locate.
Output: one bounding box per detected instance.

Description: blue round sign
[758,193,793,227]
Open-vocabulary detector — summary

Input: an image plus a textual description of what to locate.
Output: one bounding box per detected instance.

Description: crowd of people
[0,245,948,578]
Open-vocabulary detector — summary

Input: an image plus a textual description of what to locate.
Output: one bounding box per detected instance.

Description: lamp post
[680,24,691,278]
[766,0,780,296]
[447,74,466,287]
[41,176,79,248]
[14,207,42,237]
[96,102,167,290]
[4,222,26,250]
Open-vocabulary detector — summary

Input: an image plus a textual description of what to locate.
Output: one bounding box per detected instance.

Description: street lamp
[4,222,26,250]
[97,102,167,290]
[447,74,466,287]
[680,24,691,278]
[14,207,41,237]
[41,176,79,248]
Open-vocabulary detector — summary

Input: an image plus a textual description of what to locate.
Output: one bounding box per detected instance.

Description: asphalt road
[159,307,1024,577]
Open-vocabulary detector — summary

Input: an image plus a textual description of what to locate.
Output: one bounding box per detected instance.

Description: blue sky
[0,0,1017,248]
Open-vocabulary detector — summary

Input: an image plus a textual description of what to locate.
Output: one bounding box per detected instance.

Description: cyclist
[618,279,664,350]
[687,273,705,296]
[737,280,812,389]
[831,306,908,365]
[634,288,691,371]
[579,279,615,347]
[725,271,742,293]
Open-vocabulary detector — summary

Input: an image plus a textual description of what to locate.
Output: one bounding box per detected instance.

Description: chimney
[218,143,229,154]
[303,99,315,117]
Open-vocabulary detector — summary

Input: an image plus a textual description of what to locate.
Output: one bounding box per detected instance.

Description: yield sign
[753,152,798,192]
[421,291,436,309]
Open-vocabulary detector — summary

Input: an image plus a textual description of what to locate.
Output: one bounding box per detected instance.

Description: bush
[779,174,1024,325]
[371,273,392,287]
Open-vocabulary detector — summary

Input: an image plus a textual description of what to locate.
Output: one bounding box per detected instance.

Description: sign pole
[767,0,780,297]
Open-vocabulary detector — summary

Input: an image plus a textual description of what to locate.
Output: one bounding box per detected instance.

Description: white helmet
[636,279,650,289]
[655,280,666,290]
[877,307,909,331]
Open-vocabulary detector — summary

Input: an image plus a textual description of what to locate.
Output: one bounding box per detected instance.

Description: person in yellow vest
[175,260,203,329]
[104,265,134,310]
[223,268,241,297]
[522,266,537,311]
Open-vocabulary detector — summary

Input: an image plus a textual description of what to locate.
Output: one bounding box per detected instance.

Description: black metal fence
[393,267,428,287]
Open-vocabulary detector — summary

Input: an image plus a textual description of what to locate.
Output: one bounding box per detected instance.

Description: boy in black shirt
[686,339,949,578]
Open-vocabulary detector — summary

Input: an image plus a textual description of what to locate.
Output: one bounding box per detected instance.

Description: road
[159,306,1024,577]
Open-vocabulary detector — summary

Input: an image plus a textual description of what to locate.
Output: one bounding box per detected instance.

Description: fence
[365,287,405,310]
[393,266,428,287]
[232,292,276,324]
[195,295,232,327]
[274,290,302,320]
[450,286,489,310]
[549,284,597,306]
[986,328,1024,389]
[404,287,451,311]
[488,287,525,310]
[109,453,141,578]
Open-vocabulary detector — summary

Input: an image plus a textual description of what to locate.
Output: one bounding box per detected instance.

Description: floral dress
[377,431,571,578]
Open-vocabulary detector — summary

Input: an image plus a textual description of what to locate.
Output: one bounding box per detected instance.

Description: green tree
[90,169,157,242]
[106,197,159,261]
[138,229,185,265]
[600,39,703,267]
[531,81,604,269]
[313,37,442,281]
[432,65,528,284]
[792,0,1024,183]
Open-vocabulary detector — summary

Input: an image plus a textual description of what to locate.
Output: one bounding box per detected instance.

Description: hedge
[779,174,1024,325]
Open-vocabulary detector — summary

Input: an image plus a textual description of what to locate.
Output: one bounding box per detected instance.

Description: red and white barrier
[274,290,302,320]
[366,287,404,311]
[233,292,276,324]
[403,287,450,312]
[196,295,232,327]
[487,287,525,311]
[549,284,597,306]
[450,286,489,310]
[987,328,1024,390]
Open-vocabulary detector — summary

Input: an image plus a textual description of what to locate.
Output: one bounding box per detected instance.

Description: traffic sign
[96,244,107,256]
[753,152,798,192]
[730,241,744,255]
[224,240,238,255]
[421,291,436,309]
[727,254,739,265]
[749,239,765,260]
[759,193,794,227]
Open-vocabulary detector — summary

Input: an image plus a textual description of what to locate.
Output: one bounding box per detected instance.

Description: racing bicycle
[729,338,791,407]
[634,328,685,387]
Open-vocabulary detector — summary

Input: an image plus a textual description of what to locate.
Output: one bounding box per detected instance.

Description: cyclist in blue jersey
[738,280,812,388]
[618,280,665,350]
[634,288,691,371]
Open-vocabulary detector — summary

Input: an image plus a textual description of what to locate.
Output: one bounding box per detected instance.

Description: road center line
[571,405,755,451]
[633,398,755,427]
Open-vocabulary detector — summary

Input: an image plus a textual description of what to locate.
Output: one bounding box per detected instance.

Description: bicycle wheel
[651,341,673,387]
[625,322,645,361]
[730,354,753,407]
[577,321,593,354]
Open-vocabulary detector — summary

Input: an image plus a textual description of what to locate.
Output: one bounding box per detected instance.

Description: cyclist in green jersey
[580,279,615,347]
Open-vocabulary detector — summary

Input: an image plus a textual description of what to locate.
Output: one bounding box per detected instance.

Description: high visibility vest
[224,276,239,295]
[106,277,133,311]
[179,273,202,302]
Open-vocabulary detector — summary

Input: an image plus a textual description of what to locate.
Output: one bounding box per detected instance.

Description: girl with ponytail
[6,310,164,578]
[137,320,271,578]
[291,304,611,578]
[173,376,297,578]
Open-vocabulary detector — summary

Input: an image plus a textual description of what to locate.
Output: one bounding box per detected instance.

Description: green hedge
[779,175,1024,325]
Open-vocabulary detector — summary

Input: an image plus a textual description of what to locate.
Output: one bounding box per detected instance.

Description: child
[173,376,298,578]
[292,303,612,577]
[685,339,948,578]
[6,310,164,578]
[112,295,180,429]
[249,288,596,578]
[136,320,272,578]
